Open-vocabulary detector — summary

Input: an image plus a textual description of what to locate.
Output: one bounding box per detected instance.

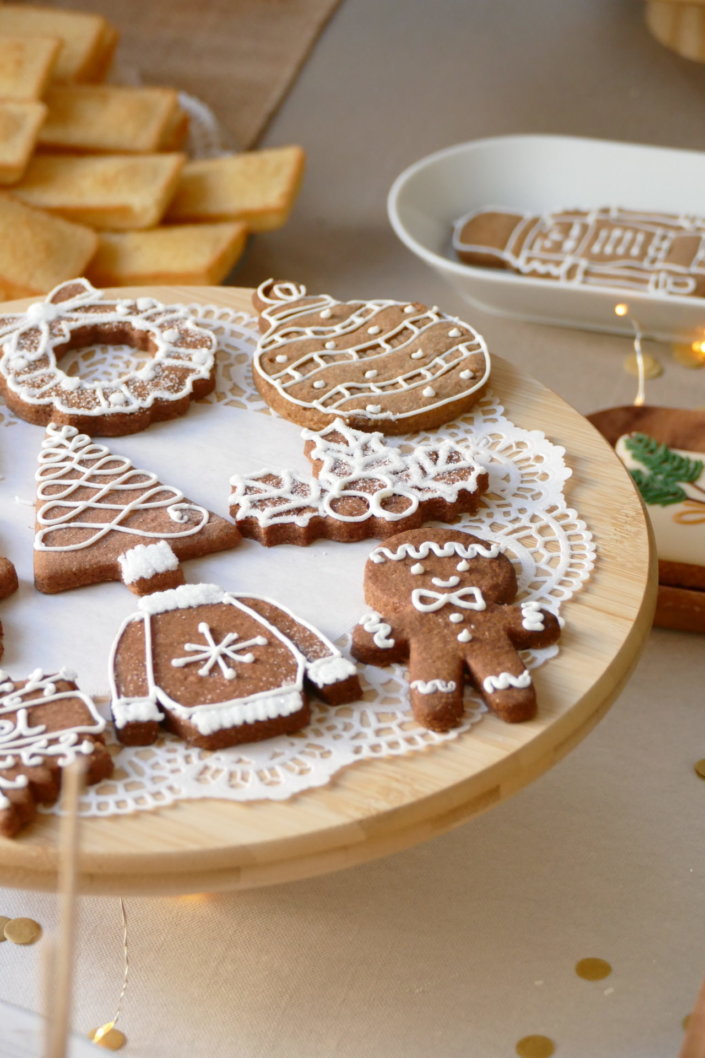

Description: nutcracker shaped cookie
[352,528,561,732]
[110,583,361,749]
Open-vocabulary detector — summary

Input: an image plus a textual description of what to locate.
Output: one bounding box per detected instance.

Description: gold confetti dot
[575,956,612,981]
[0,915,10,941]
[4,917,42,945]
[515,1035,555,1058]
[622,351,662,379]
[89,1026,128,1050]
[694,760,705,780]
[672,343,705,368]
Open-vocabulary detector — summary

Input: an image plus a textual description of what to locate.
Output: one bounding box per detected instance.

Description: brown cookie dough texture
[453,206,705,297]
[34,423,240,594]
[588,404,705,632]
[251,280,491,434]
[352,528,561,733]
[109,583,361,750]
[0,668,113,838]
[0,277,217,435]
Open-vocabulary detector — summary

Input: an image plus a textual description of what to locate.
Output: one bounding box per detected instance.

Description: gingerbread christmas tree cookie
[0,667,113,838]
[251,280,491,434]
[34,423,240,593]
[352,528,561,732]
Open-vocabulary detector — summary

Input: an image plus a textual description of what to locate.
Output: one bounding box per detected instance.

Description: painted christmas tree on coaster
[34,423,240,594]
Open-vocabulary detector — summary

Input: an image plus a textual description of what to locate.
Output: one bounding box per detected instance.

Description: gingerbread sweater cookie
[230,418,489,545]
[251,280,490,434]
[0,668,113,838]
[352,528,561,732]
[34,423,240,594]
[0,278,217,435]
[109,583,361,750]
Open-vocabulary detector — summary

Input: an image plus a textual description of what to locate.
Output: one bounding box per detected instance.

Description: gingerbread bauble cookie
[251,280,491,434]
[352,528,561,732]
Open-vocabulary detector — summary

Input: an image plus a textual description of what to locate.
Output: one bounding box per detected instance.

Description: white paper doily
[0,304,595,816]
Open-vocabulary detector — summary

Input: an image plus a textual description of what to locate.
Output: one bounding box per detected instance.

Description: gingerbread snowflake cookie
[352,528,561,732]
[0,668,113,838]
[109,583,361,750]
[0,278,217,435]
[34,423,240,594]
[230,418,489,545]
[251,280,491,434]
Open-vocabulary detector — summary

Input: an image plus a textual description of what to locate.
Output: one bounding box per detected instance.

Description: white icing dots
[456,560,470,571]
[364,369,378,379]
[313,380,326,389]
[366,404,382,413]
[457,629,472,642]
[108,392,126,407]
[367,325,381,335]
[403,305,415,313]
[422,386,436,398]
[410,563,425,575]
[449,613,464,623]
[275,354,288,363]
[320,309,332,319]
[324,340,336,349]
[459,370,473,380]
[448,328,462,338]
[410,349,424,359]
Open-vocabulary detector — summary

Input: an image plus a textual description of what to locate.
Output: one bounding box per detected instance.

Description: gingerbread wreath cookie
[229,418,489,545]
[0,277,217,435]
[589,404,705,632]
[453,206,705,297]
[0,668,113,838]
[251,280,491,434]
[109,582,361,750]
[351,528,561,732]
[34,423,240,594]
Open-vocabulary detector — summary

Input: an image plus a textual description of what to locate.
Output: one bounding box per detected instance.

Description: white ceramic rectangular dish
[387,133,705,342]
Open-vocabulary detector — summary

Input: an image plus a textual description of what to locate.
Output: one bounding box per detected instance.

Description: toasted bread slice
[87,221,248,286]
[12,152,186,229]
[38,85,182,154]
[0,5,118,83]
[0,192,97,296]
[0,100,47,184]
[165,145,305,231]
[0,34,60,100]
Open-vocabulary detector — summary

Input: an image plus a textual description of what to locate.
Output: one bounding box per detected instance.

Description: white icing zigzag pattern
[229,418,488,544]
[35,423,209,551]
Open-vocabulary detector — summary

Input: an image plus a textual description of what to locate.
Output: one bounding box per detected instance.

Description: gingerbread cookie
[351,528,561,732]
[230,418,489,545]
[34,423,240,594]
[251,280,491,434]
[0,667,113,838]
[453,206,705,297]
[589,405,705,632]
[109,583,362,749]
[0,557,18,601]
[0,277,217,435]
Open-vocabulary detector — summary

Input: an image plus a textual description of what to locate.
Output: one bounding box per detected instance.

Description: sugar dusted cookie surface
[110,583,361,750]
[352,528,561,733]
[34,423,240,594]
[0,668,113,838]
[252,281,491,435]
[230,418,489,545]
[0,278,217,435]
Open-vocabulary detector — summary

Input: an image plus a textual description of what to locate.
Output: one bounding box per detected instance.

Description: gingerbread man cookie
[109,583,361,750]
[0,668,113,838]
[352,528,561,732]
[251,280,490,434]
[0,278,217,435]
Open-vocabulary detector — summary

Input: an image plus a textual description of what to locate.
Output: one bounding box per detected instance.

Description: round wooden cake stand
[0,286,656,895]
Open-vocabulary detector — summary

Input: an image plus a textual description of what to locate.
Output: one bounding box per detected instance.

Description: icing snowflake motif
[171,622,267,679]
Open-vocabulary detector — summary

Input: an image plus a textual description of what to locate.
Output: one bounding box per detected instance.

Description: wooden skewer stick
[43,758,86,1058]
[680,971,705,1058]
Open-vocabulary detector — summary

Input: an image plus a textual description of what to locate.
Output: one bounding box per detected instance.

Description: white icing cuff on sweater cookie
[119,541,179,584]
[112,696,164,727]
[306,654,357,687]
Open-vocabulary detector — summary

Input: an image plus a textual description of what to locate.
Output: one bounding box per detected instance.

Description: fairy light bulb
[614,302,629,317]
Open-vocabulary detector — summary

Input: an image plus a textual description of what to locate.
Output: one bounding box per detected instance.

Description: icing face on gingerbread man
[352,528,561,732]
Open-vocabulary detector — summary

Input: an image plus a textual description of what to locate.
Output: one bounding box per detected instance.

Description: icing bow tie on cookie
[411,586,486,613]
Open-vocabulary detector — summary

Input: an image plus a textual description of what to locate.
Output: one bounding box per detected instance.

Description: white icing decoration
[253,281,491,423]
[411,586,486,613]
[0,669,105,805]
[448,613,464,623]
[111,696,163,727]
[410,679,456,694]
[138,583,226,615]
[431,575,460,587]
[448,328,461,338]
[313,380,326,389]
[358,612,395,649]
[171,622,268,679]
[520,600,545,631]
[371,539,500,564]
[411,563,425,574]
[482,670,532,693]
[422,386,436,398]
[0,279,216,420]
[457,629,472,642]
[453,205,705,296]
[35,423,210,552]
[364,369,378,378]
[307,655,357,687]
[456,560,470,571]
[119,541,179,584]
[275,354,288,363]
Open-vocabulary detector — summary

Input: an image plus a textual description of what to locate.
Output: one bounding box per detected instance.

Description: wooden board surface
[0,285,657,895]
